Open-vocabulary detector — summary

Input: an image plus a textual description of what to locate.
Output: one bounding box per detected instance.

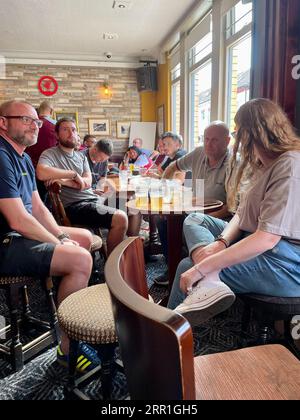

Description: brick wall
[0,64,141,157]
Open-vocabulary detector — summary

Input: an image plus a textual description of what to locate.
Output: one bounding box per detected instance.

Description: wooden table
[127,195,223,300]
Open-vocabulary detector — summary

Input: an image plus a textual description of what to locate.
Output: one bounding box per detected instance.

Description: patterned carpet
[0,254,261,400]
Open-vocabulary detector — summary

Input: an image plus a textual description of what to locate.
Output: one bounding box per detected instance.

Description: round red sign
[38,76,58,96]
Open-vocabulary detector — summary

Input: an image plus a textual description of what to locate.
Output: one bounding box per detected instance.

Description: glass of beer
[149,187,163,211]
[135,184,149,208]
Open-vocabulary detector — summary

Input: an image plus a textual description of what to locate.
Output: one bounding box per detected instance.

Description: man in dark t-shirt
[80,139,113,189]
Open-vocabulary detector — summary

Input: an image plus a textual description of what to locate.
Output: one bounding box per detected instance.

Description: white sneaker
[175,283,235,327]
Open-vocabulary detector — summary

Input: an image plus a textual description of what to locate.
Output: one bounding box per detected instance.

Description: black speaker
[136,66,158,92]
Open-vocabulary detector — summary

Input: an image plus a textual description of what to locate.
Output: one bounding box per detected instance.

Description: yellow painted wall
[140,58,171,133]
[156,62,171,131]
[140,91,157,122]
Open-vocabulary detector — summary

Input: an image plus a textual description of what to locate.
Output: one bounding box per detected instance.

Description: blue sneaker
[57,342,101,373]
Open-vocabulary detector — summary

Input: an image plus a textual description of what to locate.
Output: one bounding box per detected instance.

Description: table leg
[167,214,184,295]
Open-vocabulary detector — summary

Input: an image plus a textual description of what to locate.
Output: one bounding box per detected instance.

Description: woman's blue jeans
[168,213,300,309]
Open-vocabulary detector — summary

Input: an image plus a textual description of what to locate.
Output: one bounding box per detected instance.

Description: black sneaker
[153,271,169,286]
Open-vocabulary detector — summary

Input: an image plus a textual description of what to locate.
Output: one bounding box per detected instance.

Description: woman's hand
[180,265,206,293]
[191,241,226,264]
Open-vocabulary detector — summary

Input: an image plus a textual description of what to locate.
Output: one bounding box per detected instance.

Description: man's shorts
[0,234,55,278]
[65,199,115,230]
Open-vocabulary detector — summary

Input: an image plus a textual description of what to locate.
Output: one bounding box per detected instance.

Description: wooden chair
[0,276,59,371]
[47,182,107,260]
[105,237,300,400]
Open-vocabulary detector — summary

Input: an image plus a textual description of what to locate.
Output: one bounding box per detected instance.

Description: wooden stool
[0,276,59,371]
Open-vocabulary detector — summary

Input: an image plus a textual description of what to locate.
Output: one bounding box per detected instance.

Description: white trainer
[175,283,235,327]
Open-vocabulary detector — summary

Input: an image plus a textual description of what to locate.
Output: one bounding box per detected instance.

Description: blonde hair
[231,98,300,198]
[38,101,53,115]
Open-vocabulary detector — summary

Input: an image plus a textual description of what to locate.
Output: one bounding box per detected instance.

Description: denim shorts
[0,234,55,278]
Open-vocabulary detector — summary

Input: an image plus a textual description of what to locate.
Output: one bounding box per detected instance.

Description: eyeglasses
[231,131,237,138]
[2,116,43,128]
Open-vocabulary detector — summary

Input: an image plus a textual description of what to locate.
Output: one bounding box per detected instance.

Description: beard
[59,137,77,149]
[12,130,38,147]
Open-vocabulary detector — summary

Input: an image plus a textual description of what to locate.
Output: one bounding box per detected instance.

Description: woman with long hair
[168,98,300,326]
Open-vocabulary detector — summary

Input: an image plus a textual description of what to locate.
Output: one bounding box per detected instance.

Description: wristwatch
[215,235,230,248]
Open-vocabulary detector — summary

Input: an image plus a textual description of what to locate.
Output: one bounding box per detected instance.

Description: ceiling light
[103,33,119,40]
[112,1,133,10]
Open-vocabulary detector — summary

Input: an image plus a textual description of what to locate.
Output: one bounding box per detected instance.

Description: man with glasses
[0,100,101,372]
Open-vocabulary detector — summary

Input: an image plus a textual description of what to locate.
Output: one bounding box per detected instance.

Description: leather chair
[105,237,300,400]
[0,276,59,371]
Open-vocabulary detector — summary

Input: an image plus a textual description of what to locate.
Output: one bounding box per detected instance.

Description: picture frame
[88,118,110,136]
[55,111,79,132]
[117,121,131,139]
[157,105,165,137]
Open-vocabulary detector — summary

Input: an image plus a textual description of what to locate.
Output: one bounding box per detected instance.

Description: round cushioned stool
[0,276,59,371]
[57,284,118,400]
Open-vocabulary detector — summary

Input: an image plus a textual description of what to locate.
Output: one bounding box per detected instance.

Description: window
[190,61,212,149]
[189,32,212,67]
[226,35,251,131]
[225,0,253,39]
[171,80,180,134]
[225,1,253,132]
[171,63,181,134]
[166,0,253,152]
[171,63,181,81]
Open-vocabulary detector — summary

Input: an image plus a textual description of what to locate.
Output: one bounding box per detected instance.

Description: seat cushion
[240,293,300,317]
[57,284,116,344]
[0,276,35,285]
[91,234,102,252]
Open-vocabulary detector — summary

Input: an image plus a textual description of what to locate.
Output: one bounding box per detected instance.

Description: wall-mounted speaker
[136,66,158,92]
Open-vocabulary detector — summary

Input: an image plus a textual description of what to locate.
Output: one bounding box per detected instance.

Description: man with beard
[36,118,128,255]
[0,101,100,370]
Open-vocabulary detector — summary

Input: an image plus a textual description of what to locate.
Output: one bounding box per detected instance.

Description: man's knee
[111,210,128,230]
[53,246,93,274]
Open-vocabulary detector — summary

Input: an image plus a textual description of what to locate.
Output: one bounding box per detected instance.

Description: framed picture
[88,118,110,136]
[157,105,165,137]
[117,121,131,139]
[55,111,79,132]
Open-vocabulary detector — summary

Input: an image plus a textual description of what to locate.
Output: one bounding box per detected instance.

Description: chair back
[47,182,71,227]
[105,237,195,400]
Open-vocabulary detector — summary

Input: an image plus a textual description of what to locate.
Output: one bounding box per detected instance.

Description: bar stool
[0,275,59,371]
[57,284,120,400]
[240,293,300,359]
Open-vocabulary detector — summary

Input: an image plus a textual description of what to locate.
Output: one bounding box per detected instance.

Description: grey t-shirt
[39,146,97,207]
[176,147,229,203]
[238,151,300,241]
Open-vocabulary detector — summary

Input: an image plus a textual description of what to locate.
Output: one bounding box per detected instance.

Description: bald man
[163,121,231,214]
[155,121,231,286]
